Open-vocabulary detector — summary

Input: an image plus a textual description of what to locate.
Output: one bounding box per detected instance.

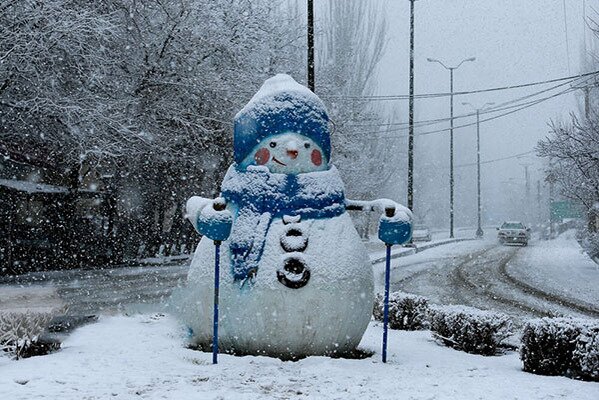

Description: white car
[497,221,530,246]
[412,225,432,242]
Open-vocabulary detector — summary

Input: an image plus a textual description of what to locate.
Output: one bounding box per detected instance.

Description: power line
[346,74,588,129]
[456,151,535,168]
[422,150,535,171]
[322,70,599,101]
[353,81,582,140]
[363,73,597,138]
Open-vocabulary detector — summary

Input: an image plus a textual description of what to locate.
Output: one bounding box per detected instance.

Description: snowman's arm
[346,198,413,245]
[186,196,212,231]
[345,199,412,218]
[185,196,232,242]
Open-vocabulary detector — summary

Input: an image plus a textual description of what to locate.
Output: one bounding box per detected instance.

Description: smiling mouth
[272,157,286,166]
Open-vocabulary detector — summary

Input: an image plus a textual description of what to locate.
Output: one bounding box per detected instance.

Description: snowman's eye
[269,141,277,148]
[304,142,310,149]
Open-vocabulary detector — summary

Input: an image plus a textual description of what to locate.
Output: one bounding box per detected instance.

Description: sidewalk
[366,227,480,265]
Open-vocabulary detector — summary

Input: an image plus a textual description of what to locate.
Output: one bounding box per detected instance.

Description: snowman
[175,74,412,359]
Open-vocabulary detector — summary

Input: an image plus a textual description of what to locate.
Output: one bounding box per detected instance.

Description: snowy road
[382,232,599,323]
[2,230,598,324]
[0,263,189,316]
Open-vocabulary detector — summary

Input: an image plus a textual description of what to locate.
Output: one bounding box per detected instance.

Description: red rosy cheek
[254,148,270,165]
[311,149,322,166]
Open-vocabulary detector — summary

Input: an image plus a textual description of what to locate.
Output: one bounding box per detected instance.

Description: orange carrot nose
[287,150,298,159]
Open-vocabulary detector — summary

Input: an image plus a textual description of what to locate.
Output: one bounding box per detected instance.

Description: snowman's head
[233,74,331,175]
[240,132,327,174]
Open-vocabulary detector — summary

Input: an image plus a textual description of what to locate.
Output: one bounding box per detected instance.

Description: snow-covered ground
[2,230,599,399]
[507,230,599,308]
[385,229,599,318]
[1,314,597,400]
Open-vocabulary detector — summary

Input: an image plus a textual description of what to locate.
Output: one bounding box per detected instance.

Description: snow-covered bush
[581,232,599,260]
[574,327,599,381]
[373,291,429,330]
[0,311,58,360]
[521,318,599,380]
[428,305,512,356]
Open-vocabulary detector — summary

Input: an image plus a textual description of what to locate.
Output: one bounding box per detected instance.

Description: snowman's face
[242,132,328,174]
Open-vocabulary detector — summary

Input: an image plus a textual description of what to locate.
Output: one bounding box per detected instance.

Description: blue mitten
[378,209,412,245]
[196,199,233,242]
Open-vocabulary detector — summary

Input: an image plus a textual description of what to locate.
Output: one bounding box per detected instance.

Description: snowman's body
[175,74,411,359]
[185,211,372,357]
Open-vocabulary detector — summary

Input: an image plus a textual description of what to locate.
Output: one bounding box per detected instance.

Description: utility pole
[449,67,454,238]
[521,163,532,221]
[427,57,475,238]
[524,165,530,200]
[475,109,482,237]
[584,86,590,119]
[536,180,541,229]
[407,0,416,213]
[549,178,555,239]
[307,0,315,92]
[462,102,493,238]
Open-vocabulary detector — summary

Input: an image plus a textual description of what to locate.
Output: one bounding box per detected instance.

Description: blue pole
[212,241,221,365]
[382,243,392,363]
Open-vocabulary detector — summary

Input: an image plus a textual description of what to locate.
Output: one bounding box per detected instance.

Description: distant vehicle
[412,225,432,242]
[497,221,530,246]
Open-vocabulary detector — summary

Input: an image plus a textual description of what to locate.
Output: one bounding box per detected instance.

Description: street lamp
[427,56,476,238]
[407,0,416,214]
[307,0,315,91]
[462,102,494,238]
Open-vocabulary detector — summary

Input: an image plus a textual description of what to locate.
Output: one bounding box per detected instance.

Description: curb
[370,238,475,265]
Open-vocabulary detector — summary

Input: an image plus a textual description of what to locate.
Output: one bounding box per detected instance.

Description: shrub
[0,311,59,360]
[373,291,429,330]
[574,327,599,381]
[521,318,599,380]
[428,305,512,356]
[581,232,599,260]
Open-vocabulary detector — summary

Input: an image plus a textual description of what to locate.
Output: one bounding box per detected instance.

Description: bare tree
[0,0,310,263]
[538,13,599,235]
[315,1,398,200]
[537,116,599,213]
[313,0,400,236]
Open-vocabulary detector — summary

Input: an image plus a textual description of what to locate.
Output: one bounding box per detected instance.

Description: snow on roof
[0,179,68,194]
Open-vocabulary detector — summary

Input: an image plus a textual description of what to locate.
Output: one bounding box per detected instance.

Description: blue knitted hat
[233,74,331,165]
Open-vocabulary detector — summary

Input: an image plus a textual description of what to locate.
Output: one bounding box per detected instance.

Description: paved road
[2,232,598,326]
[390,237,599,324]
[1,232,473,317]
[0,263,189,316]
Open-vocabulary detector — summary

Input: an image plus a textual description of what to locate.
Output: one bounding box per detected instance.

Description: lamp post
[307,0,315,91]
[462,102,494,238]
[407,0,416,214]
[427,56,475,238]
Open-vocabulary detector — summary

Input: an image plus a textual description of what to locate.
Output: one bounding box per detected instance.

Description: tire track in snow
[391,247,494,291]
[497,257,599,318]
[451,247,554,318]
[454,244,599,319]
[395,242,599,320]
[55,267,188,315]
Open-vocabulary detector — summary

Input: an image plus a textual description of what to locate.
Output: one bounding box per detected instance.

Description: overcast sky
[372,0,591,226]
